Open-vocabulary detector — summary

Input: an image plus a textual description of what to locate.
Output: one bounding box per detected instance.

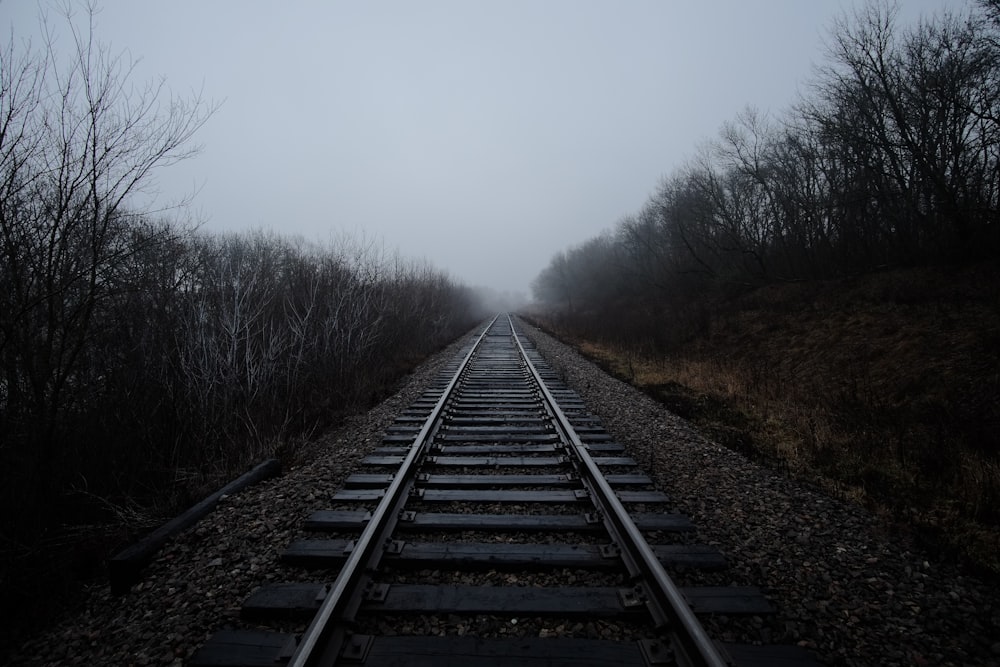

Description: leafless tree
[0,2,214,521]
[532,0,1000,348]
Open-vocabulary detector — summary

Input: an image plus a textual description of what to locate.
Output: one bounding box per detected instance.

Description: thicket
[0,2,482,639]
[534,1,1000,344]
[531,1,1000,571]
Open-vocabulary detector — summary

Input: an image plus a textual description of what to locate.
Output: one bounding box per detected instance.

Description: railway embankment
[529,262,1000,580]
[7,316,1000,666]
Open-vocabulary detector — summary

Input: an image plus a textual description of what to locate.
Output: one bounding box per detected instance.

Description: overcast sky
[2,0,958,294]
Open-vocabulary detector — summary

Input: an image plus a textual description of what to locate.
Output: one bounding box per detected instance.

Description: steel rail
[287,315,499,667]
[509,314,728,667]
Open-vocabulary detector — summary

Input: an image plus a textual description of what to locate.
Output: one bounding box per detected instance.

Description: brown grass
[553,261,1000,577]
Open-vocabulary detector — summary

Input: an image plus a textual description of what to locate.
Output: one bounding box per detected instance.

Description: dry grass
[559,261,1000,577]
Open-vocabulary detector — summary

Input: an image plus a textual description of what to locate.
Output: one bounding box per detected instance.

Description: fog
[2,0,956,294]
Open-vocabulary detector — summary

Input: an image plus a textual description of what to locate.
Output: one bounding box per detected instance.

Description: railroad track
[190,314,816,666]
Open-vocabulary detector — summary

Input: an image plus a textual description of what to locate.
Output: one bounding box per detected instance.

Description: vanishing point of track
[189,314,816,666]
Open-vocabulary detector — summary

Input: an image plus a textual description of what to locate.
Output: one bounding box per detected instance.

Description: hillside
[539,261,1000,575]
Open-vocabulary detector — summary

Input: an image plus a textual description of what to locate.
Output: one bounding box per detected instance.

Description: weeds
[535,263,1000,578]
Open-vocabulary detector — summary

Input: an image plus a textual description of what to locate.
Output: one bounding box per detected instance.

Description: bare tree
[0,1,214,530]
[811,0,1000,261]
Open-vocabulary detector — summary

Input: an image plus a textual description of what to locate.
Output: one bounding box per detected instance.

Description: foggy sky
[2,0,958,294]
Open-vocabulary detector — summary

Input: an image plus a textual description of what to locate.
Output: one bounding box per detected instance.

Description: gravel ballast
[9,320,1000,666]
[520,322,1000,666]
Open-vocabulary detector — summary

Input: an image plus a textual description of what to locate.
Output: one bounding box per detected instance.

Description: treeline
[1,223,478,535]
[533,1,1000,344]
[0,6,481,562]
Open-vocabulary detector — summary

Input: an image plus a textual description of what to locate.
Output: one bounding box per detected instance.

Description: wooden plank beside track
[109,458,281,594]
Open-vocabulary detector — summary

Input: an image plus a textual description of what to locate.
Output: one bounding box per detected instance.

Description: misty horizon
[2,0,957,294]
